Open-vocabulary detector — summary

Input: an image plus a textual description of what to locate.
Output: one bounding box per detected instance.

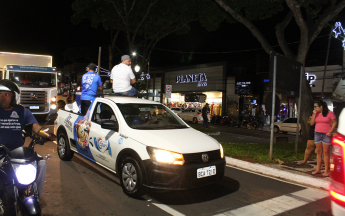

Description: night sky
[1,0,345,71]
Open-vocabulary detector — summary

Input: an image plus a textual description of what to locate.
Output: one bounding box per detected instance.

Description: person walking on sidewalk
[202,103,210,128]
[297,115,315,165]
[310,100,337,177]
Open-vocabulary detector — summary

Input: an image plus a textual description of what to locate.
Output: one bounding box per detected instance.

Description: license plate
[30,106,39,109]
[197,165,216,178]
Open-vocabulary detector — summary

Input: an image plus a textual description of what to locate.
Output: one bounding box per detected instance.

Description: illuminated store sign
[176,73,207,87]
[305,73,316,85]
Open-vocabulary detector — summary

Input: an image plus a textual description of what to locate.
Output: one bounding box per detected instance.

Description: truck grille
[20,91,47,112]
[183,150,221,164]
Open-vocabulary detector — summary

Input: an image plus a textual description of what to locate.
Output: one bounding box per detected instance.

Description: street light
[131,52,150,99]
[134,65,140,72]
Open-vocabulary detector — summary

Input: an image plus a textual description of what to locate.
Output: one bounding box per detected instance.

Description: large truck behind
[0,52,57,116]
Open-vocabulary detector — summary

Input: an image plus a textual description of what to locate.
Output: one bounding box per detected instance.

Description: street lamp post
[132,52,150,99]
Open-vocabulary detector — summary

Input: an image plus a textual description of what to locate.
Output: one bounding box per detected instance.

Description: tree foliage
[71,0,228,71]
[213,0,345,142]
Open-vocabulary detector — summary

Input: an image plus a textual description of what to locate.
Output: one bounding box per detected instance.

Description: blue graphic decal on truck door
[73,103,95,161]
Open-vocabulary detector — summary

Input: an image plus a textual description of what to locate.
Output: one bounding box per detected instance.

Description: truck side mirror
[101,120,119,132]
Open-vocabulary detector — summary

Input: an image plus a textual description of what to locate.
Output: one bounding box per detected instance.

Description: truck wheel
[193,117,198,124]
[57,132,74,161]
[120,156,145,198]
[274,126,280,133]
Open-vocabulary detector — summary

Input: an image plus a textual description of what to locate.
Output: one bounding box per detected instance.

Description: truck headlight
[219,144,224,159]
[12,161,37,185]
[51,104,57,110]
[147,147,184,165]
[51,96,57,103]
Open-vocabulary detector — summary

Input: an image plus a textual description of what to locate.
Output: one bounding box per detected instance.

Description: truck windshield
[117,103,188,130]
[9,71,56,88]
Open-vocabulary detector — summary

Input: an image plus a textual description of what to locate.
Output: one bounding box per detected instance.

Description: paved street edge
[225,157,330,191]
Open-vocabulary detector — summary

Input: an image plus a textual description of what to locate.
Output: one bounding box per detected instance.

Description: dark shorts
[308,126,315,140]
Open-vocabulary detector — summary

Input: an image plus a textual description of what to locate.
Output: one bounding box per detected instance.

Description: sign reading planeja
[176,73,208,87]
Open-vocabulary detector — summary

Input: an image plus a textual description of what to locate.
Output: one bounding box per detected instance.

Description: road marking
[142,195,185,216]
[213,188,328,216]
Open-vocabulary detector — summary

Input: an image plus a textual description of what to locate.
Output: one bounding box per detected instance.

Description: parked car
[171,107,185,114]
[178,108,210,124]
[273,117,301,134]
[55,97,225,198]
[330,108,345,216]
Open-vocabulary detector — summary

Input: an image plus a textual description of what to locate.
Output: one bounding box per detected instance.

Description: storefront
[163,62,227,115]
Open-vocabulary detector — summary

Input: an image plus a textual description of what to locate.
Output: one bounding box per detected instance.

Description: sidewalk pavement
[208,130,330,191]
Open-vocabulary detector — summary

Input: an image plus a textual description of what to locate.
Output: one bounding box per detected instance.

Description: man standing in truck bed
[81,63,103,115]
[110,55,138,96]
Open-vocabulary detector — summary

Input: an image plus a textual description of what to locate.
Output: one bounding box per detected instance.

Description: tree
[71,0,227,71]
[213,0,345,142]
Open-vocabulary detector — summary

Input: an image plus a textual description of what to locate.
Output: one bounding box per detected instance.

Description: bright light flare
[13,163,37,185]
[134,65,140,72]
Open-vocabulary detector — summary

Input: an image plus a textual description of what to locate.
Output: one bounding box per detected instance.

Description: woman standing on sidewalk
[297,115,315,165]
[310,100,337,177]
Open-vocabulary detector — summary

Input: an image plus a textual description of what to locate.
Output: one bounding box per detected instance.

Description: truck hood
[123,128,220,153]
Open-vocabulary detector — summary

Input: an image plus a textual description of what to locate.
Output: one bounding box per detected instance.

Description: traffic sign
[166,85,172,98]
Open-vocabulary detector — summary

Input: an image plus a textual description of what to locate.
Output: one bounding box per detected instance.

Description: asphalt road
[206,124,302,143]
[30,139,331,216]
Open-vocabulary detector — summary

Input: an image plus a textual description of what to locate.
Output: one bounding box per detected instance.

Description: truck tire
[57,131,74,161]
[120,156,144,198]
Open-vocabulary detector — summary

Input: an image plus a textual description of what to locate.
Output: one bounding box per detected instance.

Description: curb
[225,156,330,191]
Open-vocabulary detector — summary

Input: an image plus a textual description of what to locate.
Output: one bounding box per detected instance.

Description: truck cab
[0,52,58,116]
[3,65,58,115]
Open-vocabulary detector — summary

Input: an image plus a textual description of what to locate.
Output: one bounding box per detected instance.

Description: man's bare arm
[110,79,113,83]
[130,78,136,85]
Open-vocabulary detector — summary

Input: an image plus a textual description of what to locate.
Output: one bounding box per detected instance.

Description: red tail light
[330,186,345,202]
[197,113,202,116]
[330,133,345,206]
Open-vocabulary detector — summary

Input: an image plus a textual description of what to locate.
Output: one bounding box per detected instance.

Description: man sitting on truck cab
[81,63,103,115]
[110,55,138,96]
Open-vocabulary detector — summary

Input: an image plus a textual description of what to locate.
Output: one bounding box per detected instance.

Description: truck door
[89,101,120,170]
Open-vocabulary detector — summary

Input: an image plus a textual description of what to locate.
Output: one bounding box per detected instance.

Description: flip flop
[297,162,306,165]
[323,173,330,177]
[312,171,321,175]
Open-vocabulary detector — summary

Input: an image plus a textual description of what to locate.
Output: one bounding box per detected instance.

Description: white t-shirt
[110,63,135,92]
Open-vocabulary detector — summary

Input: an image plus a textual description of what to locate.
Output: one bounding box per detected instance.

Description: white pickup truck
[54,96,225,197]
